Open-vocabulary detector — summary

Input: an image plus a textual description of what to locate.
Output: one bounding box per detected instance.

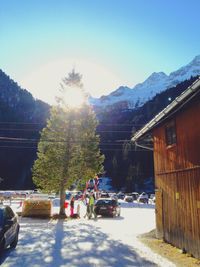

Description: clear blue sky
[1,0,200,104]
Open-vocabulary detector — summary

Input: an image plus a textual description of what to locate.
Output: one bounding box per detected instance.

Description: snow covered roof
[131,76,200,143]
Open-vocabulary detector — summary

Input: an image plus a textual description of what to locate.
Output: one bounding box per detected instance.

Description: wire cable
[0,145,151,151]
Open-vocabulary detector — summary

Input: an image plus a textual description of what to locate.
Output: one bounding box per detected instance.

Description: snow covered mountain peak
[91,55,200,109]
[190,55,200,64]
[168,55,200,84]
[146,71,167,81]
[137,71,168,88]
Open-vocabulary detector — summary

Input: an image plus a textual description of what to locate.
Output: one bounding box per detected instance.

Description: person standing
[70,196,75,217]
[88,192,97,220]
[83,194,90,219]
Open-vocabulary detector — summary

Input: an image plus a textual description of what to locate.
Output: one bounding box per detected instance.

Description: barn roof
[131,76,200,143]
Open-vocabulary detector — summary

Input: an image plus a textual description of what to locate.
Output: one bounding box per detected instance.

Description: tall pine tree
[32,70,104,216]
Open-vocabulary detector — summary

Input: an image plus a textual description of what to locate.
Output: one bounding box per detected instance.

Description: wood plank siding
[153,96,200,258]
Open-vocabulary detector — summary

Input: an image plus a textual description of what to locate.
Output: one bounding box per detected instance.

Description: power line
[0,121,46,125]
[0,146,37,149]
[0,136,136,145]
[0,121,145,126]
[0,129,136,134]
[0,137,149,151]
[0,137,146,149]
[0,145,151,152]
[0,128,42,131]
[0,141,130,146]
[97,123,144,126]
[0,137,38,141]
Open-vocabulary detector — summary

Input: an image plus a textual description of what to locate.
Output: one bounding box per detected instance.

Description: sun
[62,87,86,108]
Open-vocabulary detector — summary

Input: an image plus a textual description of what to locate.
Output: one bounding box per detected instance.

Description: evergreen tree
[32,70,104,216]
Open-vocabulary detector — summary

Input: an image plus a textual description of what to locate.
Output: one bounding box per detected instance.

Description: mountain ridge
[90,55,200,109]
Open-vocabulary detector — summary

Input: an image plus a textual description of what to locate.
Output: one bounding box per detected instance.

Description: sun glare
[19,58,124,105]
[63,87,85,108]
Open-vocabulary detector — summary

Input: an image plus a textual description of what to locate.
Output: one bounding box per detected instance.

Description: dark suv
[0,205,20,251]
[94,198,121,217]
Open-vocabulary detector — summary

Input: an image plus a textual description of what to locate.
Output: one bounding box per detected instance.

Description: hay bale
[22,199,52,218]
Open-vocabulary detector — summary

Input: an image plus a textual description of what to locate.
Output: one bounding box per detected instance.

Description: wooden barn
[132,77,200,258]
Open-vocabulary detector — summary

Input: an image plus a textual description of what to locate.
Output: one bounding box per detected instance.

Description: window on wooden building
[165,121,177,146]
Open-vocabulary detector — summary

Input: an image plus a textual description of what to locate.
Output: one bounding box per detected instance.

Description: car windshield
[96,199,117,206]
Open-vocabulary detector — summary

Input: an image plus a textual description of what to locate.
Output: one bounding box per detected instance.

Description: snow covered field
[0,201,175,267]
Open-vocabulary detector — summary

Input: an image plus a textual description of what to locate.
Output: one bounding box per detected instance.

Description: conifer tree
[32,70,104,216]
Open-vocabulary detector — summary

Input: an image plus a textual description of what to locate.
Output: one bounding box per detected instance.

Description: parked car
[100,192,110,198]
[131,192,139,201]
[94,198,121,217]
[0,205,20,251]
[117,193,125,200]
[138,192,149,203]
[109,193,118,200]
[149,194,156,204]
[124,195,134,202]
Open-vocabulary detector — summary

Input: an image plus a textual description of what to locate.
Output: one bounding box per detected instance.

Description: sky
[1,0,200,104]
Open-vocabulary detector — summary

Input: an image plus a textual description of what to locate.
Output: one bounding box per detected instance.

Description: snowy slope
[90,55,200,108]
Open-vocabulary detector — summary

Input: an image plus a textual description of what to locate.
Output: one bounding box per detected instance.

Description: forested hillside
[0,70,50,189]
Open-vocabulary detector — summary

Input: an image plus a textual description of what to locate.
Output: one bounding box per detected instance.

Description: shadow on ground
[1,217,158,267]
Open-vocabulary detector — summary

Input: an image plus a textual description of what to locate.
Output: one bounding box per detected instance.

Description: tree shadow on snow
[50,220,158,267]
[1,217,158,267]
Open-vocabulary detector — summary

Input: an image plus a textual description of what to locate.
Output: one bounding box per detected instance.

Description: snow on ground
[0,200,175,267]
